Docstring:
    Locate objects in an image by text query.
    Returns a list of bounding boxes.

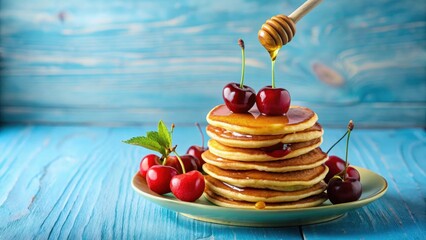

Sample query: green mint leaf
[158,120,172,149]
[148,130,167,149]
[123,136,163,153]
[147,131,161,143]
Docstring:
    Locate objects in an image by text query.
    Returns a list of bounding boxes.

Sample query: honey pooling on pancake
[207,105,318,136]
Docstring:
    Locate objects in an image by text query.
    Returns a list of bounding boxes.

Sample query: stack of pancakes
[202,104,329,209]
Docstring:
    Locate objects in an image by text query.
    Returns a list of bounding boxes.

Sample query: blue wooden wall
[1,0,425,127]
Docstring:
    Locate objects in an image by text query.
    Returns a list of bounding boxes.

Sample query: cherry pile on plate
[124,122,207,202]
[324,120,362,204]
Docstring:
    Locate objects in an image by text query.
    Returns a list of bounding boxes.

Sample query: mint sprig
[123,120,174,159]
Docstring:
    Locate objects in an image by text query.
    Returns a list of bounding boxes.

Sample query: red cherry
[325,155,361,183]
[223,83,256,113]
[170,170,205,202]
[186,123,208,169]
[165,155,199,174]
[347,166,361,181]
[256,86,291,115]
[146,165,178,195]
[187,146,207,168]
[139,154,161,177]
[324,155,346,183]
[327,177,362,204]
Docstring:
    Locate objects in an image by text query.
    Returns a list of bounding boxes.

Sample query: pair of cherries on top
[223,39,290,115]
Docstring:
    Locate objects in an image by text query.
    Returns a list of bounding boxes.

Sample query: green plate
[131,166,387,227]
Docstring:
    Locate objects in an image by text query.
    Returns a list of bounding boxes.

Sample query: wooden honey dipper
[258,0,323,60]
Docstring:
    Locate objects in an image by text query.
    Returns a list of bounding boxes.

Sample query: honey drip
[258,0,323,60]
[258,14,296,61]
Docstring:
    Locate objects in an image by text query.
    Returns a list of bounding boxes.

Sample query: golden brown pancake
[206,123,323,148]
[206,104,318,135]
[202,148,328,172]
[202,164,329,191]
[204,188,327,209]
[205,175,327,203]
[207,138,322,161]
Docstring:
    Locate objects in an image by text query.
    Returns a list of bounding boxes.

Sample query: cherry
[223,83,256,113]
[222,39,256,113]
[186,123,208,169]
[256,49,291,116]
[146,165,178,195]
[165,155,199,174]
[139,154,161,177]
[256,86,291,115]
[324,155,346,183]
[327,177,362,204]
[170,170,205,202]
[187,146,206,168]
[347,166,361,181]
[325,156,361,183]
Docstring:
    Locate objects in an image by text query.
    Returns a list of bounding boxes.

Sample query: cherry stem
[172,150,186,174]
[326,131,348,154]
[162,145,176,166]
[343,128,351,180]
[238,39,245,88]
[195,122,204,148]
[170,123,175,146]
[334,120,354,180]
[271,59,276,88]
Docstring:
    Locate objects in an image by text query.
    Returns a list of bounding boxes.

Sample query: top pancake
[206,104,318,135]
[206,123,323,148]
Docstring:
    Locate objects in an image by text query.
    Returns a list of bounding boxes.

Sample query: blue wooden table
[1,125,424,239]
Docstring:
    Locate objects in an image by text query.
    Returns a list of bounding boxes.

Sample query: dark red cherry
[325,155,361,183]
[346,166,361,181]
[139,154,161,177]
[186,123,208,169]
[170,170,205,202]
[256,86,290,115]
[327,177,362,204]
[165,154,199,174]
[146,165,178,195]
[324,155,346,183]
[187,146,207,169]
[223,83,256,113]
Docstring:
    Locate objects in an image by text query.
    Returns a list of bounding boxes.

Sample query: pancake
[205,175,327,203]
[202,164,328,191]
[206,123,323,148]
[202,148,328,172]
[208,138,322,162]
[206,104,318,135]
[204,188,327,209]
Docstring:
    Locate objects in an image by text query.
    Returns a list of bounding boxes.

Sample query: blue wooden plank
[0,0,425,126]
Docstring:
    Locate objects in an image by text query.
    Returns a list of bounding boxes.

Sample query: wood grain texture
[0,126,425,239]
[0,0,425,126]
